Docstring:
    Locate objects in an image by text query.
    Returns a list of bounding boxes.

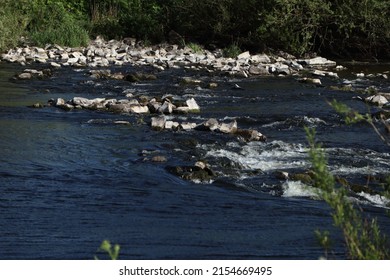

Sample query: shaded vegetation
[1,0,389,58]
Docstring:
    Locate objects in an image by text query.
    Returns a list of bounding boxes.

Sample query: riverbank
[2,37,390,115]
[1,37,338,79]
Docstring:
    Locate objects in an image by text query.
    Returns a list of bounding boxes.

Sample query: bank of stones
[2,36,339,79]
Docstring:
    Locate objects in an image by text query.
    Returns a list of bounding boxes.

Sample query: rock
[58,103,74,111]
[151,116,166,130]
[129,105,149,114]
[235,129,267,142]
[248,65,269,75]
[250,54,271,64]
[298,77,322,86]
[113,121,131,125]
[181,76,202,85]
[108,103,132,113]
[174,98,201,114]
[195,118,219,131]
[50,62,61,68]
[148,101,162,113]
[297,56,337,67]
[71,97,94,108]
[217,120,237,134]
[365,95,389,107]
[179,122,197,130]
[237,51,251,60]
[55,98,66,107]
[185,98,200,112]
[208,82,218,88]
[274,171,289,180]
[30,102,45,109]
[311,69,338,78]
[151,155,168,163]
[158,101,176,114]
[18,72,32,80]
[290,173,314,184]
[165,120,180,130]
[124,72,157,82]
[166,164,215,182]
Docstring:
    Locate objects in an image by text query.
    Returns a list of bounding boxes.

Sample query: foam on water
[261,116,327,129]
[281,181,320,198]
[204,140,309,172]
[357,192,390,208]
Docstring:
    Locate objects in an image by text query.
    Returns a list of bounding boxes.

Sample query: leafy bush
[27,0,89,47]
[0,1,29,52]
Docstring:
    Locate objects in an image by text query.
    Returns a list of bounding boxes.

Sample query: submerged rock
[235,129,267,142]
[167,162,215,182]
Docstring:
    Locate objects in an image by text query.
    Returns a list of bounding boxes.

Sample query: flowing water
[0,61,389,259]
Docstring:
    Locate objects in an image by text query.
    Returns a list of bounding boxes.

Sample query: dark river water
[0,61,389,259]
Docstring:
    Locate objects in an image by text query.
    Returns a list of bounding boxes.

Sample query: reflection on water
[0,62,389,259]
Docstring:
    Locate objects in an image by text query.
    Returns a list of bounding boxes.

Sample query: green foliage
[186,42,204,54]
[95,240,120,260]
[257,0,332,56]
[321,0,390,58]
[27,0,89,47]
[329,99,368,125]
[306,127,389,259]
[315,230,332,258]
[0,1,25,51]
[1,0,389,58]
[223,43,242,58]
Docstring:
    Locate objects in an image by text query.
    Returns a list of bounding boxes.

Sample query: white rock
[165,121,180,130]
[72,97,93,107]
[55,98,66,106]
[365,95,389,106]
[250,54,271,64]
[186,98,200,111]
[130,105,149,114]
[297,56,336,67]
[237,51,250,60]
[158,101,176,114]
[50,62,61,68]
[151,116,166,130]
[218,120,237,134]
[179,122,197,130]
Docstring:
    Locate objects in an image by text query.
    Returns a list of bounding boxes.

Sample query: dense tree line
[1,0,389,58]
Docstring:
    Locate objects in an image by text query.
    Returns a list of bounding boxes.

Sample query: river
[0,61,389,259]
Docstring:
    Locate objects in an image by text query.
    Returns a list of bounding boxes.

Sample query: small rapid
[1,61,389,259]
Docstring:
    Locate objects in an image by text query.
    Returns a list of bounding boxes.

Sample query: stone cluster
[2,36,338,78]
[44,96,200,115]
[151,116,266,142]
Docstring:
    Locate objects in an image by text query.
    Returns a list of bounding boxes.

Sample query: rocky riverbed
[2,37,390,186]
[1,38,390,259]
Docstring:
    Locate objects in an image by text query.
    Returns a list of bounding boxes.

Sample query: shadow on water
[0,62,389,259]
